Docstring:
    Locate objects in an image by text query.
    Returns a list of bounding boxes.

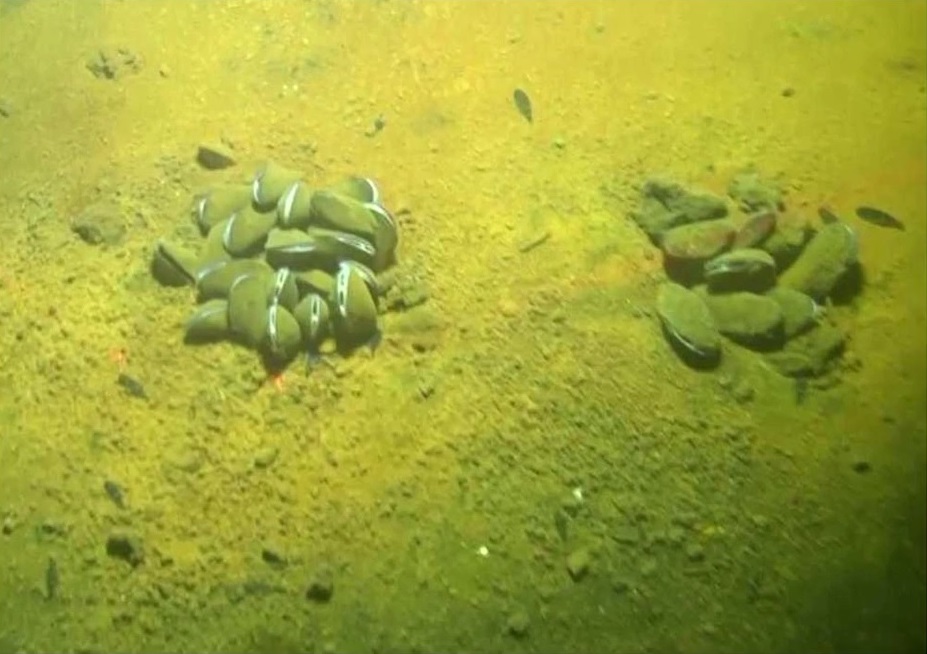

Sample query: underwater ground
[0,1,924,653]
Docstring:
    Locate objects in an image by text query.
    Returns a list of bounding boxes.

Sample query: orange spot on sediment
[109,347,129,370]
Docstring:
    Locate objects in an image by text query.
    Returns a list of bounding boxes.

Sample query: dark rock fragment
[196,144,236,170]
[305,566,334,602]
[106,532,145,567]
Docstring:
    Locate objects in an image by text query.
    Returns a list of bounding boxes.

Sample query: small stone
[253,447,279,469]
[611,575,632,595]
[612,525,640,545]
[732,381,755,404]
[685,543,705,562]
[498,299,519,318]
[505,609,530,638]
[306,566,334,602]
[196,143,236,170]
[639,557,658,577]
[566,548,590,581]
[106,532,145,567]
[1,516,16,535]
[261,546,286,567]
[417,379,436,400]
[170,449,204,474]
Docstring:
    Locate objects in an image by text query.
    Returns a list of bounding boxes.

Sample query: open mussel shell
[184,299,229,344]
[200,217,234,264]
[292,292,331,350]
[193,184,252,236]
[305,227,378,270]
[195,258,272,301]
[265,228,326,270]
[331,262,380,349]
[328,176,380,204]
[293,268,335,298]
[704,248,776,293]
[276,181,314,229]
[151,239,199,287]
[262,302,303,364]
[656,282,721,369]
[265,227,377,271]
[339,260,382,298]
[222,206,277,257]
[227,272,274,348]
[252,161,301,210]
[270,267,299,310]
[364,202,398,271]
[308,191,380,244]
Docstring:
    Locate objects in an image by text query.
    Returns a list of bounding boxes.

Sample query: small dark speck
[781,87,795,97]
[117,373,147,399]
[851,460,872,474]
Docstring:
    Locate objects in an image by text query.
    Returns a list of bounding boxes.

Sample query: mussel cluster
[632,174,857,375]
[150,161,399,368]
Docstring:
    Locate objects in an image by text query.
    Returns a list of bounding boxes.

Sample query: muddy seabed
[0,1,924,653]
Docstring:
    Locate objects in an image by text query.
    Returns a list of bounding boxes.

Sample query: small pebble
[611,576,632,595]
[505,609,530,638]
[196,143,236,170]
[306,566,334,602]
[105,532,145,567]
[261,546,287,567]
[639,557,658,577]
[685,543,706,562]
[566,548,590,581]
[253,447,279,469]
[2,516,16,535]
